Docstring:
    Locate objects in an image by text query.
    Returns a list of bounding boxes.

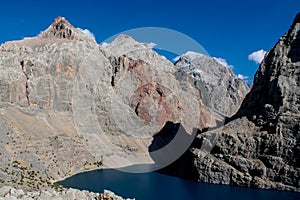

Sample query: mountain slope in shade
[176,12,300,192]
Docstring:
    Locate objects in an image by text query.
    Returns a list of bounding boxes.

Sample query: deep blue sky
[0,0,299,82]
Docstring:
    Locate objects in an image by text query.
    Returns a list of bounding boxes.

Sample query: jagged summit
[38,16,95,42]
[38,16,75,39]
[233,12,300,133]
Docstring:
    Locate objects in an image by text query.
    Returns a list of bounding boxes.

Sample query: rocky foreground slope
[0,186,132,200]
[173,13,300,192]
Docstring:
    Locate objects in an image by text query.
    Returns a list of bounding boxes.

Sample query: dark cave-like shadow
[148,121,181,152]
[117,121,203,174]
[151,123,203,180]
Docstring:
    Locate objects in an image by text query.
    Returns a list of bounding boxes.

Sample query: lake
[58,169,300,200]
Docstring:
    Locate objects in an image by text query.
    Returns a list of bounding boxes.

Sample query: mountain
[0,14,299,193]
[175,51,249,118]
[175,13,300,192]
[0,16,216,190]
[0,16,108,190]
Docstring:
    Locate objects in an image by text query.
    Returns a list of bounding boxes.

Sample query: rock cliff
[176,13,300,192]
[175,51,249,118]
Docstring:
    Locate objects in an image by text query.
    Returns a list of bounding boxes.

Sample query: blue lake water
[58,169,300,200]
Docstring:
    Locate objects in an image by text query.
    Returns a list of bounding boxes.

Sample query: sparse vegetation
[0,159,62,190]
[93,156,103,167]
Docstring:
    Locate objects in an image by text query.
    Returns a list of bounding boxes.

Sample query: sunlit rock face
[175,51,250,118]
[0,16,218,190]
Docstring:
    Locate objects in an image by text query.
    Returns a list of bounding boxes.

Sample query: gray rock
[175,51,249,118]
[0,186,133,200]
[178,12,300,192]
[0,187,12,197]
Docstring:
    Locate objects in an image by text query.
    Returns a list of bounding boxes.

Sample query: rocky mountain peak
[38,16,75,39]
[53,16,72,27]
[179,51,206,62]
[102,34,173,68]
[233,12,300,136]
[175,51,249,118]
[111,34,139,45]
[102,34,147,57]
[38,16,95,42]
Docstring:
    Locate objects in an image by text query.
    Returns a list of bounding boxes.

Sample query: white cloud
[145,42,157,49]
[237,74,249,81]
[248,49,267,64]
[76,28,95,40]
[213,57,234,69]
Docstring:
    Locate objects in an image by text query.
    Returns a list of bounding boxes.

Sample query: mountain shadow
[148,121,208,180]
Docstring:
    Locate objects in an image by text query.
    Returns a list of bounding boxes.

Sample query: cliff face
[178,13,300,192]
[234,13,300,137]
[175,51,249,118]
